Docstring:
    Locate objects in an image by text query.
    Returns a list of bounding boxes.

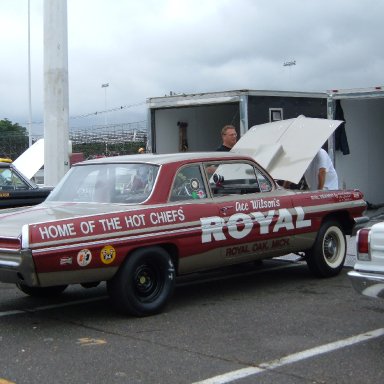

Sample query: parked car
[0,160,53,208]
[0,152,367,316]
[348,223,384,299]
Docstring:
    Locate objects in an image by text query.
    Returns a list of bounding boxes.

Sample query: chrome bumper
[352,215,370,235]
[0,248,39,286]
[348,270,384,299]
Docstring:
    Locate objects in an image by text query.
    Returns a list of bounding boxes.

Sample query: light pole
[101,83,109,126]
[27,0,32,147]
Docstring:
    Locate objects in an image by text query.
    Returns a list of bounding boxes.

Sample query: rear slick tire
[107,246,175,317]
[306,220,346,278]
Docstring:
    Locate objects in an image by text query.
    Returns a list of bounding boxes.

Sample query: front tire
[107,246,176,317]
[306,220,346,277]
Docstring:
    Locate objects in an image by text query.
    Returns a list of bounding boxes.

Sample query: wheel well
[158,243,179,271]
[321,210,354,235]
[124,243,179,274]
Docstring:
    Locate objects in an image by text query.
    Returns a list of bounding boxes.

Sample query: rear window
[47,163,159,204]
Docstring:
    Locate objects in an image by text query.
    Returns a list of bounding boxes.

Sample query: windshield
[47,163,159,204]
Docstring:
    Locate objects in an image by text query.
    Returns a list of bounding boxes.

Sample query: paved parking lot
[0,246,383,384]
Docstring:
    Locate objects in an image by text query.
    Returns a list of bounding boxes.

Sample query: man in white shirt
[304,148,339,190]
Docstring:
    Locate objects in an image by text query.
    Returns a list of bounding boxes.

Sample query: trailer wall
[248,96,327,126]
[335,98,384,203]
[152,103,239,153]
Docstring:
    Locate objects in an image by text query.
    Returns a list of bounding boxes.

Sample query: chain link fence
[0,121,148,160]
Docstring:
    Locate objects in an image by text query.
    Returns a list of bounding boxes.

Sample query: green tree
[0,118,28,136]
[0,119,28,159]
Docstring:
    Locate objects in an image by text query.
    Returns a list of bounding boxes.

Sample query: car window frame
[169,164,208,202]
[202,160,275,198]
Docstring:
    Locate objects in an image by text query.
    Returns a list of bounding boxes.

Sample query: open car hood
[13,138,44,180]
[232,115,343,184]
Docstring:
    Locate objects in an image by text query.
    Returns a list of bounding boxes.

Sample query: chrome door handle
[220,206,234,214]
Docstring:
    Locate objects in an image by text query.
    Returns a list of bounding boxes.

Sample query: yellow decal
[100,245,116,264]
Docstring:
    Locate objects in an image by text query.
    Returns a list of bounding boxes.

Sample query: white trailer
[147,86,384,204]
[327,86,384,204]
[147,89,327,153]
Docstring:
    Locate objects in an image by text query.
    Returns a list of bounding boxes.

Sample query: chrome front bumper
[348,270,384,299]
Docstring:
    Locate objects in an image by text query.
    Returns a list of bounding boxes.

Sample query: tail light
[356,228,371,261]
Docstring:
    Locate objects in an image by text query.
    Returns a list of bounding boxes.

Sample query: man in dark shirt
[216,125,238,151]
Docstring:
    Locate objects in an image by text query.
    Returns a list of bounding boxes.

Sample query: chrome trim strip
[22,224,29,248]
[0,260,19,267]
[0,248,20,253]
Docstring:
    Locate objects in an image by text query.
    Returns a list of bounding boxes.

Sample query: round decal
[190,178,199,190]
[100,245,116,264]
[77,249,92,267]
[197,190,206,198]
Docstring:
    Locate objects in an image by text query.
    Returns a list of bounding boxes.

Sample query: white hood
[232,115,343,184]
[13,138,45,179]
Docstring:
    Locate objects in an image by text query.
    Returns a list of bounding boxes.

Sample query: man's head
[221,125,237,149]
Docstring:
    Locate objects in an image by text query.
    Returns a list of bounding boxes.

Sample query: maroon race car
[0,152,367,316]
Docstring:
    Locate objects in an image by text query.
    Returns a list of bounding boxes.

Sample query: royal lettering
[201,207,311,243]
[227,213,253,239]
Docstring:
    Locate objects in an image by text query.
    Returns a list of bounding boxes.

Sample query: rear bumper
[352,215,370,235]
[348,270,384,299]
[0,248,39,286]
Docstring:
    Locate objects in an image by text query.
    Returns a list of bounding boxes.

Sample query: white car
[348,222,384,299]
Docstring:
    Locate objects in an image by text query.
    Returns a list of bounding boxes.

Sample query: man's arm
[317,167,326,189]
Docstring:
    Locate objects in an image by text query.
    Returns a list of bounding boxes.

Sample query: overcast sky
[1,0,383,134]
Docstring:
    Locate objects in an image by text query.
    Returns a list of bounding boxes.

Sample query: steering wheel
[176,182,193,197]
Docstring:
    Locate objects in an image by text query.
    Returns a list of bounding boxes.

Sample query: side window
[207,162,261,196]
[0,169,29,190]
[170,165,207,202]
[255,168,273,192]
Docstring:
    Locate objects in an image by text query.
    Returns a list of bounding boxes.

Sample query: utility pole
[27,0,32,147]
[44,0,70,186]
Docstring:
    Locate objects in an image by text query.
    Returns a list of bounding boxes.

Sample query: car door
[168,164,224,274]
[204,160,297,264]
[0,167,49,208]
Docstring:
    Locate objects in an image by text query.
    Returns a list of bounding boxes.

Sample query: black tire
[305,220,346,277]
[16,283,68,297]
[107,246,176,317]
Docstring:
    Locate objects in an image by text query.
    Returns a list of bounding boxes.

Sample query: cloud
[0,0,383,132]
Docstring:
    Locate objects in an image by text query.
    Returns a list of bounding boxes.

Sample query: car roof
[77,152,255,166]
